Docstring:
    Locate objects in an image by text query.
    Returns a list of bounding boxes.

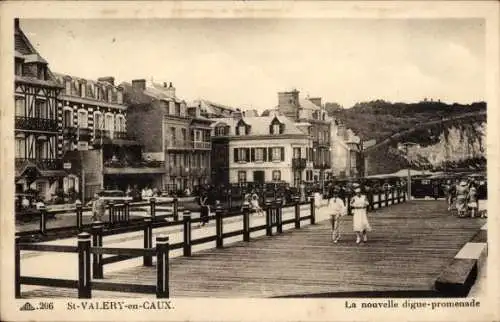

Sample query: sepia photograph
[1,1,499,321]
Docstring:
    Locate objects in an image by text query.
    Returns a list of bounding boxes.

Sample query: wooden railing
[15,191,408,298]
[15,233,169,298]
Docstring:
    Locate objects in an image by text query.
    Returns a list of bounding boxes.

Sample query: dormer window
[65,80,72,95]
[215,125,229,137]
[269,117,285,135]
[235,119,250,135]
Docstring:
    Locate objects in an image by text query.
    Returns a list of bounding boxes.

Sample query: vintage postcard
[1,1,499,321]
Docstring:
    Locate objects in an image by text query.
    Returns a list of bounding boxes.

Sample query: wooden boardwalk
[22,201,486,298]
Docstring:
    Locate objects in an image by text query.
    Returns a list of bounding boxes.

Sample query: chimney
[132,79,146,91]
[166,82,175,97]
[14,18,20,29]
[98,76,115,86]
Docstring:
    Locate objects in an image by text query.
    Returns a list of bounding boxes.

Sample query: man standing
[329,190,347,243]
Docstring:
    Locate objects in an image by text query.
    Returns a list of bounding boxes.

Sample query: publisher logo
[19,302,36,311]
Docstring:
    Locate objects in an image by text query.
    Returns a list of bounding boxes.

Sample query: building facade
[276,90,331,184]
[211,113,313,187]
[122,80,212,192]
[14,19,65,201]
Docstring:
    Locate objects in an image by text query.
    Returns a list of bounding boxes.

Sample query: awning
[40,170,67,177]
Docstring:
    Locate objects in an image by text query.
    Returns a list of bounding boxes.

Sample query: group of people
[445,179,483,218]
[327,185,371,244]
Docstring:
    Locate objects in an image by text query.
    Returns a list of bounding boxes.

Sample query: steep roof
[14,20,60,88]
[299,98,321,110]
[190,99,236,116]
[211,115,307,136]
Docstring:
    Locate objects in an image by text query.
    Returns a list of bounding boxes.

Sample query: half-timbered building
[14,19,65,201]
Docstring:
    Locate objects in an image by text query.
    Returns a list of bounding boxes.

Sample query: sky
[20,18,485,111]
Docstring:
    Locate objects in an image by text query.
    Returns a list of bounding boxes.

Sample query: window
[272,170,281,181]
[78,110,88,128]
[94,112,103,129]
[37,65,46,80]
[170,127,176,141]
[65,80,71,95]
[215,126,228,136]
[194,130,201,142]
[181,128,187,142]
[15,61,23,76]
[254,148,264,162]
[238,125,246,135]
[35,100,48,119]
[238,171,247,183]
[117,91,123,104]
[272,123,280,134]
[293,147,301,158]
[35,140,48,159]
[115,115,125,132]
[63,108,73,127]
[234,148,249,163]
[15,97,25,117]
[105,114,114,131]
[176,104,181,116]
[270,147,284,162]
[15,137,25,158]
[80,83,86,97]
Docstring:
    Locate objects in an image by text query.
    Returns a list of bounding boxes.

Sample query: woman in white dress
[350,187,371,244]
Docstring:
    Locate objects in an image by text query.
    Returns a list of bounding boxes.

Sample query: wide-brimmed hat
[354,187,361,192]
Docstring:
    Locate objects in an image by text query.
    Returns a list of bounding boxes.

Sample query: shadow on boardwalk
[23,201,485,298]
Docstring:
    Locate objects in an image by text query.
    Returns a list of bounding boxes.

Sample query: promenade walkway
[20,200,486,298]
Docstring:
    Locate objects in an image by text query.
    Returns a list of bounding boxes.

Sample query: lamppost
[398,142,417,200]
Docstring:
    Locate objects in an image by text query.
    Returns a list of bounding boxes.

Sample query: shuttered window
[269,147,285,162]
[234,148,250,162]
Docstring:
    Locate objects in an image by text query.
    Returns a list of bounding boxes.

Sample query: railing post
[76,203,83,231]
[294,196,301,229]
[108,202,115,226]
[77,232,92,299]
[143,218,153,266]
[276,198,283,233]
[228,189,232,210]
[150,198,156,220]
[173,197,179,221]
[309,195,316,225]
[91,221,104,279]
[215,206,223,248]
[385,189,389,207]
[39,206,47,235]
[15,237,20,298]
[265,201,273,236]
[124,200,130,222]
[156,235,169,299]
[183,210,192,257]
[242,203,250,242]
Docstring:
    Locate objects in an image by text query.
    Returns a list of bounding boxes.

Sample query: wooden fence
[15,189,407,298]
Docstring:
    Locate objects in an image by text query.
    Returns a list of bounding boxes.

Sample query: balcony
[191,167,210,177]
[15,116,58,132]
[94,129,111,140]
[15,158,63,171]
[292,158,307,169]
[62,126,77,139]
[166,140,212,150]
[166,140,191,150]
[62,127,91,141]
[192,141,211,150]
[313,162,331,169]
[313,139,330,148]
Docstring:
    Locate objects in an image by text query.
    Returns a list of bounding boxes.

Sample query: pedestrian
[91,192,106,222]
[199,192,209,226]
[467,184,479,218]
[350,187,371,244]
[329,190,347,243]
[250,191,264,216]
[299,181,306,203]
[455,180,469,218]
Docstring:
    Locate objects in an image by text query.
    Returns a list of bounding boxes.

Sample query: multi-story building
[276,90,331,184]
[122,80,212,192]
[14,18,65,201]
[210,111,313,187]
[52,74,164,199]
